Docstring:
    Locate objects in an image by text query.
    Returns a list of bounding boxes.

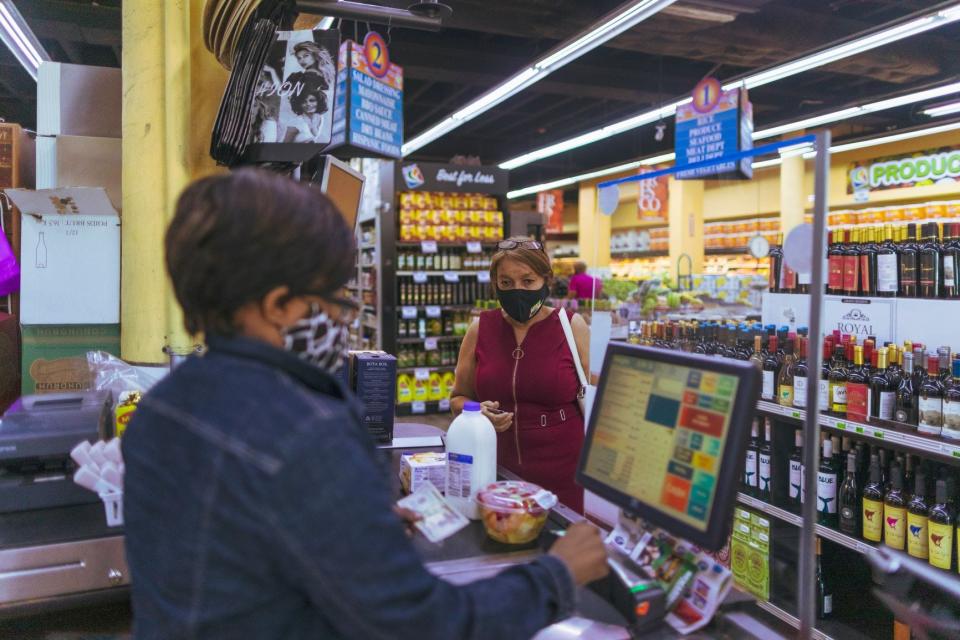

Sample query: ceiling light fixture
[498,2,960,170]
[508,121,960,198]
[315,16,336,29]
[661,5,737,23]
[923,100,960,117]
[0,0,49,81]
[401,0,679,156]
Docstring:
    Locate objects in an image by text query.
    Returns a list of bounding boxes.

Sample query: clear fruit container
[476,481,557,544]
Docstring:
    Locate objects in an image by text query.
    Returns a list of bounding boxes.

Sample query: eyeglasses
[497,239,543,251]
[304,295,361,325]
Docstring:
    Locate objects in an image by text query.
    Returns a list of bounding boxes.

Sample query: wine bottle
[758,419,773,502]
[907,471,930,560]
[789,429,803,512]
[793,336,809,409]
[769,236,783,293]
[744,419,760,496]
[899,223,920,298]
[918,222,943,299]
[938,346,952,384]
[839,451,860,536]
[828,342,848,417]
[870,347,896,421]
[749,334,763,370]
[862,454,884,542]
[818,438,839,528]
[928,479,955,571]
[919,355,945,436]
[761,335,780,401]
[816,537,833,619]
[884,464,908,550]
[876,224,899,297]
[895,351,918,427]
[860,226,879,296]
[943,359,960,441]
[843,228,861,296]
[827,230,844,295]
[846,345,869,422]
[944,222,960,299]
[778,337,796,407]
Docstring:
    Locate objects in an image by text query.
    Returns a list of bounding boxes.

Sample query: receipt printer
[0,391,112,512]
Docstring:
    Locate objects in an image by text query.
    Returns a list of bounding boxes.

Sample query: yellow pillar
[780,154,806,234]
[121,1,228,363]
[577,183,611,268]
[668,177,704,277]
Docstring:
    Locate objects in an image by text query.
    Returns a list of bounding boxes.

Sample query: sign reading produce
[847,146,960,194]
[675,77,753,180]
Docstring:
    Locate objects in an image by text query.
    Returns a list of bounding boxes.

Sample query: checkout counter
[0,343,794,638]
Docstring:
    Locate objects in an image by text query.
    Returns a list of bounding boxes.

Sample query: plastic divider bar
[755,600,835,640]
[755,401,960,460]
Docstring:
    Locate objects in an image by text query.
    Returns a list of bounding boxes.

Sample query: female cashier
[451,238,591,512]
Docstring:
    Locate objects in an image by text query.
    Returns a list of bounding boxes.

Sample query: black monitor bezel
[575,342,761,551]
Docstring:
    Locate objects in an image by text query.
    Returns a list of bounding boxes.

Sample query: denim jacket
[122,335,575,639]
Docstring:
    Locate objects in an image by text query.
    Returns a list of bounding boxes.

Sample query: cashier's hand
[393,506,423,537]
[480,401,513,432]
[549,522,609,586]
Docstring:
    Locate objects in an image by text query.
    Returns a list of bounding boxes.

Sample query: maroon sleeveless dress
[474,308,585,513]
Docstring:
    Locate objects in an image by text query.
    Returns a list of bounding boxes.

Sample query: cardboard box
[399,452,446,495]
[0,313,20,412]
[38,63,121,139]
[36,135,121,210]
[6,187,120,325]
[349,351,397,444]
[21,324,120,394]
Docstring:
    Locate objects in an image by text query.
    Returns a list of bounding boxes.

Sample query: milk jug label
[446,453,474,499]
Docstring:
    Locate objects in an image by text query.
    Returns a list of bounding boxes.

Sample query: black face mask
[497,285,550,324]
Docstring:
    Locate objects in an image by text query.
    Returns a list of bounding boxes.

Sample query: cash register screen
[577,343,760,549]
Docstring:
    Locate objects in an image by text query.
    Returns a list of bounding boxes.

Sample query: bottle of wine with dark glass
[895,351,919,428]
[928,480,955,572]
[846,345,870,422]
[816,537,833,619]
[762,336,780,401]
[944,222,960,299]
[870,347,896,422]
[789,429,803,512]
[918,222,943,299]
[900,223,920,298]
[860,226,879,296]
[919,355,945,437]
[758,419,773,503]
[843,228,862,297]
[827,230,844,295]
[884,464,908,550]
[818,438,839,528]
[793,336,809,410]
[876,224,899,297]
[744,419,760,496]
[907,471,930,561]
[839,451,860,537]
[943,359,960,442]
[862,454,884,543]
[828,342,848,417]
[778,337,796,407]
[768,235,783,293]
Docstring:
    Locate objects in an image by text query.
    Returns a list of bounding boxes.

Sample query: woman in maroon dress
[451,238,591,512]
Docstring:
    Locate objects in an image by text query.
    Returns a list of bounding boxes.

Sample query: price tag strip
[477,271,491,283]
[443,272,460,283]
[424,337,439,351]
[425,306,442,318]
[413,272,428,284]
[401,306,418,319]
[466,241,482,254]
[421,241,438,254]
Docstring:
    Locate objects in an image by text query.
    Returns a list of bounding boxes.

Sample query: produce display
[476,481,557,544]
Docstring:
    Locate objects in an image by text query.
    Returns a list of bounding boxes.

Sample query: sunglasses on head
[498,239,543,251]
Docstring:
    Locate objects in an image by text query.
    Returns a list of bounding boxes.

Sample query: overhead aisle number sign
[675,77,753,180]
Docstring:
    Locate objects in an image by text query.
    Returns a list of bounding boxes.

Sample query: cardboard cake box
[21,324,120,395]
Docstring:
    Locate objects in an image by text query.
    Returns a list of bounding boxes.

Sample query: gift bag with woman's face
[250,29,339,147]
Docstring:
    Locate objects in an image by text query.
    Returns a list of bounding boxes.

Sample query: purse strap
[557,308,588,394]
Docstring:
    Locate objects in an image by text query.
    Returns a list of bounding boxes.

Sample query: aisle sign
[537,190,565,233]
[847,145,960,195]
[329,33,404,158]
[637,167,668,222]
[675,78,753,180]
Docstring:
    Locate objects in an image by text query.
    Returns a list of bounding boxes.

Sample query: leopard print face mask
[282,304,349,375]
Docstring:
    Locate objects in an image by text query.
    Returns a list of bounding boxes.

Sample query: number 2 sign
[363,32,390,78]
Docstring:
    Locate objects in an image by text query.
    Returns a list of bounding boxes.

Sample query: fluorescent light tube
[0,0,48,80]
[498,3,960,170]
[924,101,960,117]
[661,5,736,23]
[401,0,678,156]
[823,121,960,155]
[316,16,335,29]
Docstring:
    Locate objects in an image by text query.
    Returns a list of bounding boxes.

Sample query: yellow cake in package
[396,374,413,404]
[400,452,447,495]
[428,372,444,401]
[413,378,429,402]
[441,372,456,399]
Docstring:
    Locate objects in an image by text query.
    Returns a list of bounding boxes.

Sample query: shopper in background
[451,238,591,512]
[122,172,607,640]
[567,260,603,300]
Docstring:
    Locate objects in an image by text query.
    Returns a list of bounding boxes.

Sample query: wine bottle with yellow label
[907,472,929,560]
[929,480,955,571]
[862,454,884,543]
[883,464,907,550]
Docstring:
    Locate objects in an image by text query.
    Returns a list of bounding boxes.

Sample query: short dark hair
[290,88,327,116]
[165,169,355,336]
[573,261,587,274]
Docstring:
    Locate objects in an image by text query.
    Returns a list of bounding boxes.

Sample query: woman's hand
[480,401,514,432]
[393,506,423,538]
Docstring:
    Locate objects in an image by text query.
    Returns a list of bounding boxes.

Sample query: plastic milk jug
[445,401,497,519]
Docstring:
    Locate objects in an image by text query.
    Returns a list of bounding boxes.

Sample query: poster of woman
[250,29,339,146]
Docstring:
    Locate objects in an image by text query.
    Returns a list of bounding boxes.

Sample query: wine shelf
[754,600,835,640]
[754,400,960,462]
[736,493,877,556]
[396,270,487,277]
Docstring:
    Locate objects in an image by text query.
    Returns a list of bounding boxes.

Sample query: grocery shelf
[609,250,668,259]
[397,366,456,374]
[754,400,960,462]
[396,336,465,345]
[396,399,452,417]
[396,242,499,248]
[398,304,476,312]
[736,493,877,556]
[396,270,487,277]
